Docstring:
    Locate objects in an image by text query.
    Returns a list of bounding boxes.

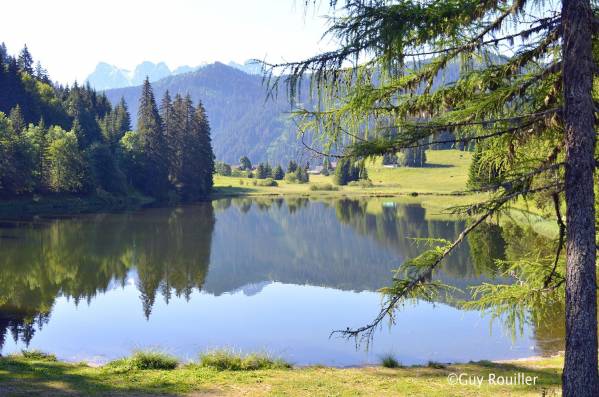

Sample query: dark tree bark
[562,0,599,396]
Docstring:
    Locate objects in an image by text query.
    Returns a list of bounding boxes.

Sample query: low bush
[255,178,278,187]
[427,361,447,369]
[199,350,291,371]
[380,354,401,368]
[107,350,179,371]
[347,179,374,188]
[284,173,298,183]
[20,350,57,361]
[309,183,338,191]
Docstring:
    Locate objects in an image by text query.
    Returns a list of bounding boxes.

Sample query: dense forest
[0,44,214,202]
[104,62,311,165]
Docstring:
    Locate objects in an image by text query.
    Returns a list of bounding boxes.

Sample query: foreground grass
[0,352,563,396]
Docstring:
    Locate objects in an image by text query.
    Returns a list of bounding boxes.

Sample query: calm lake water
[0,198,563,366]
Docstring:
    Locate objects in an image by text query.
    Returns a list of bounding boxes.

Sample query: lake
[0,197,563,366]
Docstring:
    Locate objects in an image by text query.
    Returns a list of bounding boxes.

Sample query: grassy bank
[0,351,563,396]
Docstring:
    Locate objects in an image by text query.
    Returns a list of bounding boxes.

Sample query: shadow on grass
[371,360,562,391]
[0,358,219,396]
[422,163,454,169]
[211,186,264,197]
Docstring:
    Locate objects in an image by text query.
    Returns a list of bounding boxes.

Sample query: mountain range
[100,62,305,165]
[93,59,461,165]
[86,60,263,91]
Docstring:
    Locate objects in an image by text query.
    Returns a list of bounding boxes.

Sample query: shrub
[309,183,338,191]
[215,161,232,176]
[348,179,374,188]
[380,354,401,368]
[256,178,278,187]
[231,169,245,178]
[284,172,298,183]
[199,350,291,371]
[20,350,57,361]
[107,350,179,371]
[427,361,447,369]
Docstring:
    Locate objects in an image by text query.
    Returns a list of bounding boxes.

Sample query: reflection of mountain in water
[0,198,554,353]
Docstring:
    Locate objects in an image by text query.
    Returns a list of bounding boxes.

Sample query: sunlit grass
[106,350,179,371]
[198,349,291,371]
[214,150,472,198]
[0,353,564,396]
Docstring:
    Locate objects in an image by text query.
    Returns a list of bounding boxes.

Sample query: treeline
[216,157,310,184]
[0,44,213,201]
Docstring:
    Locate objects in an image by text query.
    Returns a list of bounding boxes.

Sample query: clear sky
[0,0,334,84]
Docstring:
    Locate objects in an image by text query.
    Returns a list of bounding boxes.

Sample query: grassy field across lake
[0,353,563,396]
[213,150,474,198]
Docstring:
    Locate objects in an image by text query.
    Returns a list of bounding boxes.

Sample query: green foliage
[255,178,278,187]
[382,153,398,166]
[215,161,232,176]
[467,142,507,190]
[271,165,284,180]
[239,156,252,171]
[380,354,401,369]
[348,179,374,188]
[270,0,587,350]
[199,350,291,371]
[397,147,427,168]
[108,351,179,371]
[0,45,212,202]
[20,350,57,362]
[334,159,367,186]
[46,126,90,193]
[86,143,126,194]
[289,166,309,184]
[287,160,297,173]
[284,172,298,183]
[255,163,269,179]
[309,183,338,191]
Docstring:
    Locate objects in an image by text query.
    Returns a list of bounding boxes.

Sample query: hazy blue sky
[0,0,334,84]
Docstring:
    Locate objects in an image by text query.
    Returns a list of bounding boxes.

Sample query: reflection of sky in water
[3,279,536,366]
[0,199,548,365]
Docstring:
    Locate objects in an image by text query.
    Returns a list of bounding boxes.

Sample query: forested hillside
[105,62,304,165]
[0,44,213,202]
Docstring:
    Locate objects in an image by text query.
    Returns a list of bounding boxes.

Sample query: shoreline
[0,351,564,396]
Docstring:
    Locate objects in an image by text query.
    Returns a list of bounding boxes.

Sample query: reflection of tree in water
[0,198,568,356]
[333,199,477,280]
[0,204,215,351]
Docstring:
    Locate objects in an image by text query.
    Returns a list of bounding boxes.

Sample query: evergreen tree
[186,100,214,199]
[276,1,599,394]
[256,163,267,179]
[8,105,25,134]
[272,165,284,180]
[397,146,426,167]
[24,120,49,192]
[114,97,131,138]
[287,160,298,173]
[382,152,398,166]
[334,158,351,186]
[17,45,33,75]
[239,156,252,171]
[137,78,169,198]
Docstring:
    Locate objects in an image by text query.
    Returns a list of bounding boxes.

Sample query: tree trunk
[562,0,598,396]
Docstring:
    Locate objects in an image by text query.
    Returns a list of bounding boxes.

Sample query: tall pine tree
[137,78,169,198]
